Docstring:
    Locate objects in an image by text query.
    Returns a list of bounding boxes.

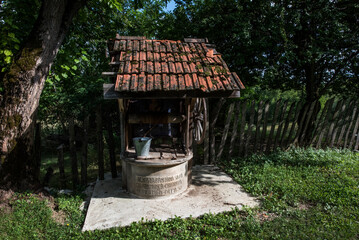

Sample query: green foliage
[0,193,61,239]
[38,0,167,126]
[158,0,359,99]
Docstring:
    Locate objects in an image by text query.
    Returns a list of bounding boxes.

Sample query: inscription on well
[135,173,184,196]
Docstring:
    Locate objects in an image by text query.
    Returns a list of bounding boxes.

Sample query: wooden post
[185,99,191,154]
[216,103,235,161]
[266,100,282,152]
[57,144,66,189]
[280,102,296,148]
[238,100,247,156]
[348,114,359,149]
[326,99,344,145]
[81,115,89,186]
[310,99,333,146]
[210,98,226,163]
[274,100,288,149]
[260,101,270,151]
[228,102,241,159]
[69,117,79,188]
[34,122,41,179]
[336,101,355,148]
[107,116,118,178]
[96,105,104,180]
[293,103,309,146]
[286,102,302,147]
[244,101,255,156]
[344,106,358,148]
[330,101,348,147]
[299,101,318,145]
[316,99,335,148]
[203,99,210,164]
[118,99,126,155]
[254,101,264,152]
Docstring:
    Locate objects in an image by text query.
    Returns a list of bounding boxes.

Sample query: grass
[1,148,358,239]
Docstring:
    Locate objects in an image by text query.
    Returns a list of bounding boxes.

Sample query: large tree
[0,0,87,185]
[158,0,359,100]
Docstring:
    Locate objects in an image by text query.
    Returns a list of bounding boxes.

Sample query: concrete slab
[82,165,258,231]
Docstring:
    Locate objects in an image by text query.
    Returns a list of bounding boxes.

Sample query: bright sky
[164,0,176,12]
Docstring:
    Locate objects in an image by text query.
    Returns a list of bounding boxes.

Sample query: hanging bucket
[133,137,152,157]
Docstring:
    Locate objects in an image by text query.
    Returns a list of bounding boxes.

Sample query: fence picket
[326,100,344,145]
[316,99,335,148]
[286,102,302,147]
[254,101,264,152]
[274,100,288,149]
[244,101,256,156]
[217,103,235,161]
[348,114,359,149]
[280,102,296,148]
[210,98,226,163]
[336,101,354,148]
[228,102,241,159]
[266,100,282,152]
[344,106,358,148]
[310,98,333,146]
[261,101,270,151]
[299,101,318,145]
[96,105,104,180]
[331,100,349,147]
[238,100,247,156]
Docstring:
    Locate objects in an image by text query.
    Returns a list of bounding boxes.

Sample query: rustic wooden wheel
[192,98,207,144]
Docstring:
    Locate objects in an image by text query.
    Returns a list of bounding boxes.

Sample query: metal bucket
[133,137,152,157]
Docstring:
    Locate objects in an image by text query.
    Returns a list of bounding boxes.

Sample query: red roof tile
[106,36,244,96]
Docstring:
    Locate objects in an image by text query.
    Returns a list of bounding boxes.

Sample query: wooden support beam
[128,114,186,124]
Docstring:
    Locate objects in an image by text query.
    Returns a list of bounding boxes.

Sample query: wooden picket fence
[203,98,359,163]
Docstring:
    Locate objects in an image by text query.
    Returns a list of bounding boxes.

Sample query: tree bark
[0,0,86,185]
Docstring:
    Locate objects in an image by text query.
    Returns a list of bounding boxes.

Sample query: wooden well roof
[103,35,244,99]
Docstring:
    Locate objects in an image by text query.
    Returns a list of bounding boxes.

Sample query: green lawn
[1,148,358,239]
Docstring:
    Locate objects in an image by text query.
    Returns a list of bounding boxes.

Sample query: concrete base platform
[82,165,258,231]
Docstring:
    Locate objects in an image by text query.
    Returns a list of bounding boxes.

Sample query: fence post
[336,101,355,148]
[96,105,104,180]
[316,99,335,148]
[203,99,210,164]
[238,100,247,156]
[57,144,66,189]
[311,98,333,146]
[274,100,288,149]
[260,101,270,151]
[34,122,41,180]
[344,105,358,148]
[210,98,226,163]
[348,114,359,149]
[244,101,256,156]
[106,115,118,178]
[69,117,79,188]
[299,100,318,145]
[280,102,296,148]
[228,102,241,160]
[81,115,89,186]
[216,103,235,161]
[266,99,282,152]
[253,101,264,152]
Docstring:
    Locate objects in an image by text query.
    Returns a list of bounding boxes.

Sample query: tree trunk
[0,0,86,185]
